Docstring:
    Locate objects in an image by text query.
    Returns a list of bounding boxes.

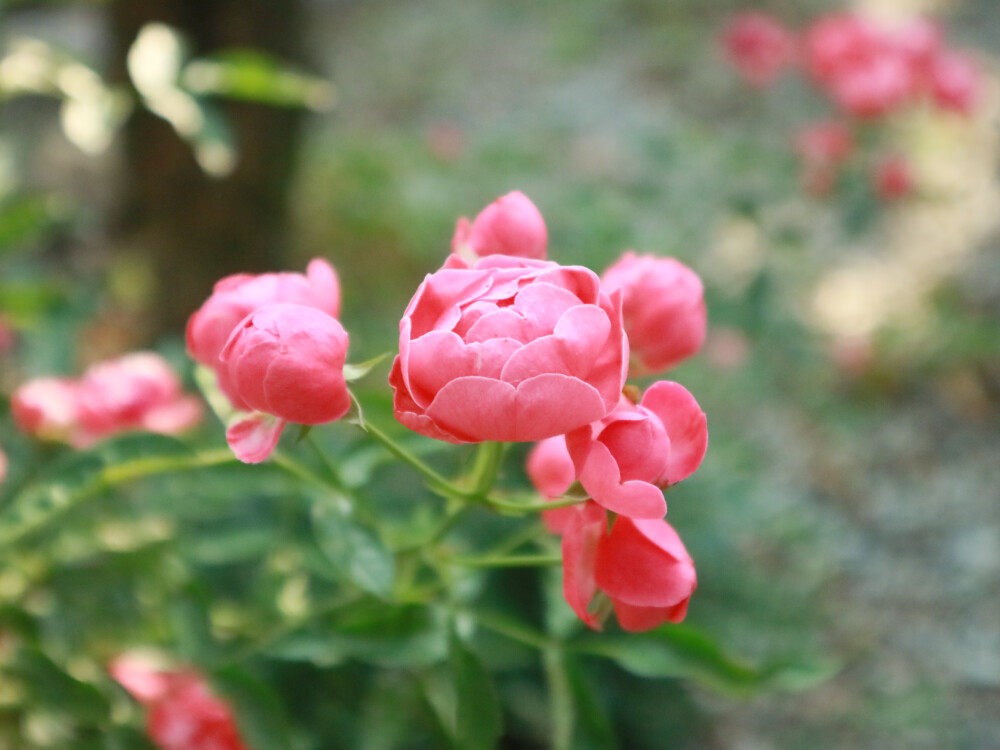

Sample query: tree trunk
[108,0,307,339]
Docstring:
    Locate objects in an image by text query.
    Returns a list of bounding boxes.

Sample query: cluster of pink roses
[722,11,982,199]
[11,352,203,448]
[110,654,248,750]
[392,192,708,632]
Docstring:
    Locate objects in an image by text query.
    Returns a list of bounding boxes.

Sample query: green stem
[304,433,348,492]
[356,418,464,499]
[465,609,554,651]
[479,493,587,515]
[466,441,505,498]
[0,449,237,548]
[543,647,575,750]
[446,553,563,568]
[270,451,335,493]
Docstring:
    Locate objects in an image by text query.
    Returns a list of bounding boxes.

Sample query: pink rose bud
[11,377,82,443]
[110,655,248,750]
[600,252,706,375]
[186,259,341,410]
[927,50,980,115]
[75,352,203,446]
[565,381,707,520]
[562,501,696,632]
[721,12,797,88]
[221,303,350,425]
[391,255,628,443]
[526,436,577,534]
[873,155,914,201]
[451,191,548,262]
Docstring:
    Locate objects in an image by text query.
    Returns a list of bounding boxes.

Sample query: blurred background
[1,0,998,748]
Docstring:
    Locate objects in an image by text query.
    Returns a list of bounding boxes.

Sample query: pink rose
[110,655,248,750]
[927,50,980,115]
[600,252,706,376]
[562,501,696,632]
[565,382,707,519]
[219,303,351,463]
[803,13,879,86]
[186,258,340,410]
[391,256,628,443]
[526,436,577,534]
[451,191,547,262]
[721,12,797,88]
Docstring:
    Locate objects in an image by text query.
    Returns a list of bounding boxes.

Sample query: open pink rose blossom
[565,381,707,519]
[391,255,628,443]
[451,191,547,263]
[526,436,577,534]
[562,501,696,632]
[186,258,340,410]
[110,655,248,750]
[12,353,202,448]
[600,252,706,376]
[219,303,351,463]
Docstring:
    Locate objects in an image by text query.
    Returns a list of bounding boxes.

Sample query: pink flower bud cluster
[11,352,203,448]
[722,11,983,201]
[390,192,708,632]
[186,259,349,463]
[109,654,249,750]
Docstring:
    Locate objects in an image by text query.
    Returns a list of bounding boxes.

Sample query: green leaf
[268,601,448,668]
[211,666,295,750]
[311,493,394,597]
[102,727,158,750]
[450,631,503,750]
[182,49,336,111]
[571,623,838,697]
[342,352,391,382]
[0,194,65,252]
[169,584,217,663]
[563,655,619,750]
[8,648,109,723]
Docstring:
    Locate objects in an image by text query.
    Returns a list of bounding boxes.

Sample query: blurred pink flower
[873,155,914,201]
[927,50,981,115]
[600,252,706,376]
[722,11,797,87]
[11,353,201,448]
[794,120,854,195]
[110,655,249,750]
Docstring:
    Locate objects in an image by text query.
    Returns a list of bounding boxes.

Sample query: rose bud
[600,252,706,375]
[562,501,696,632]
[526,436,577,534]
[451,191,548,262]
[391,255,628,443]
[186,258,341,410]
[220,303,350,426]
[565,381,707,519]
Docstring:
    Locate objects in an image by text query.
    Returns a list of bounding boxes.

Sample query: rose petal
[500,305,612,385]
[641,381,708,484]
[561,501,607,629]
[610,598,689,631]
[576,439,667,519]
[225,413,286,464]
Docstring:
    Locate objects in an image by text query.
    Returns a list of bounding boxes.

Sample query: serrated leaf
[571,623,838,697]
[311,493,394,597]
[450,631,502,750]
